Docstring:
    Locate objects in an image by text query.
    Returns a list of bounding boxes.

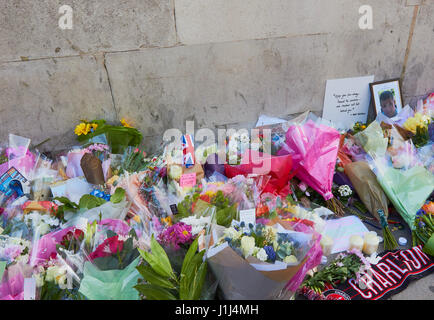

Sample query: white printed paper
[239,208,256,229]
[322,75,375,130]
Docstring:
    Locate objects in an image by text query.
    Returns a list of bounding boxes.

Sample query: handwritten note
[180,172,197,188]
[322,75,374,130]
[239,208,256,232]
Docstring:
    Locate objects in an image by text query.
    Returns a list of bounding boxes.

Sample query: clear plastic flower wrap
[368,128,434,230]
[276,112,344,215]
[206,218,321,299]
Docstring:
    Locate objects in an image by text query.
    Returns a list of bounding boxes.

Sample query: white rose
[256,248,268,262]
[240,236,256,258]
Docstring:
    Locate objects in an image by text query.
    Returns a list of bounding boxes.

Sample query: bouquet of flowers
[413,202,434,256]
[277,115,344,215]
[403,113,432,148]
[206,219,317,299]
[369,137,434,230]
[74,119,142,155]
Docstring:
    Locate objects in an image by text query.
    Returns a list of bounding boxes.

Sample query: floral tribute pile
[0,93,432,300]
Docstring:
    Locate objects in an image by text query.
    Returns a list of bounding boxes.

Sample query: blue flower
[240,221,245,228]
[264,245,276,262]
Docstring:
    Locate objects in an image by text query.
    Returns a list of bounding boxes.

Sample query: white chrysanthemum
[338,185,352,197]
[256,248,268,262]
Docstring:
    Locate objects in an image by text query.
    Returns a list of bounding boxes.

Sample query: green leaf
[79,194,106,210]
[189,261,207,300]
[111,187,126,204]
[136,264,176,290]
[149,235,175,279]
[179,250,205,299]
[138,237,175,279]
[138,249,168,278]
[134,284,177,300]
[181,237,199,276]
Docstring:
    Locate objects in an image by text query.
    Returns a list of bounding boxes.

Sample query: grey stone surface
[0,54,115,150]
[402,2,434,103]
[175,0,412,45]
[105,7,413,151]
[0,0,177,62]
[390,273,434,300]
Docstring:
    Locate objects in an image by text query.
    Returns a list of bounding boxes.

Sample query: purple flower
[264,245,276,262]
[158,222,193,250]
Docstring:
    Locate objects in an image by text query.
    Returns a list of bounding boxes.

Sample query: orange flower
[422,202,434,214]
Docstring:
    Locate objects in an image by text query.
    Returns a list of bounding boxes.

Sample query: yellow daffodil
[120,118,133,128]
[74,122,90,136]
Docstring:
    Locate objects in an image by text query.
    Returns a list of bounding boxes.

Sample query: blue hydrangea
[264,245,276,262]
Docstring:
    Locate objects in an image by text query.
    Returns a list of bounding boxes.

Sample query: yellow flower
[120,118,133,128]
[74,123,90,136]
[91,123,98,131]
[162,216,172,226]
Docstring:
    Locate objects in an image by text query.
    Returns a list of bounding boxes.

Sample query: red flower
[89,236,124,260]
[199,194,211,203]
[60,228,85,247]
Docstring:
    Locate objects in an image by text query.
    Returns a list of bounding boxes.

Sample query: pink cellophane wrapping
[277,119,340,201]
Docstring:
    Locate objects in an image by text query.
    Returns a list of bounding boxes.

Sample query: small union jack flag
[181,134,195,168]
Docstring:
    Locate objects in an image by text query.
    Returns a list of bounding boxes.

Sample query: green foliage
[276,242,294,260]
[76,119,143,154]
[54,189,124,222]
[412,125,430,148]
[302,253,363,291]
[110,187,126,204]
[79,194,107,210]
[134,236,208,300]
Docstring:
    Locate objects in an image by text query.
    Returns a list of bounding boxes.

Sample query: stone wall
[0,0,432,152]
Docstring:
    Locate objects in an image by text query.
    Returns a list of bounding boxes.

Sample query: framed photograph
[369,78,404,119]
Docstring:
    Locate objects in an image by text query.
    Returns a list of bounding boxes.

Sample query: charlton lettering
[413,246,429,265]
[349,278,373,299]
[385,258,409,275]
[375,262,400,284]
[400,250,421,269]
[371,268,393,289]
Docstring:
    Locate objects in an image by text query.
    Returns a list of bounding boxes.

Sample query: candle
[349,235,364,251]
[363,232,380,255]
[320,235,333,256]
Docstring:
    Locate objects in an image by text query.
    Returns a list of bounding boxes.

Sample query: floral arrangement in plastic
[176,189,238,228]
[74,119,142,154]
[299,248,372,299]
[216,221,300,264]
[403,113,432,148]
[157,222,194,250]
[413,201,434,256]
